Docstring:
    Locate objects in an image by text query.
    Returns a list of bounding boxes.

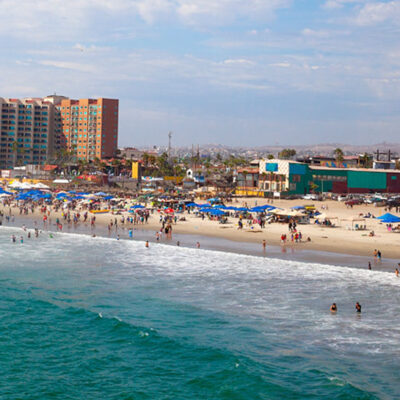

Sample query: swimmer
[395,268,399,277]
[355,302,362,313]
[330,303,337,312]
[117,235,120,240]
[262,239,266,250]
[196,242,200,249]
[177,241,180,246]
[145,241,149,248]
[20,236,23,244]
[368,262,371,270]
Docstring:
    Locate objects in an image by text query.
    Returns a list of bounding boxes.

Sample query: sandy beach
[2,198,399,261]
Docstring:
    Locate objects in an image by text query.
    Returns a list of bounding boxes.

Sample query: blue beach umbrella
[210,209,225,216]
[376,213,400,223]
[131,204,145,209]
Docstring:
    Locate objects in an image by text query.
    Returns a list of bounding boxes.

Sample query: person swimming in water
[330,303,337,312]
[355,302,362,313]
[395,268,399,277]
[145,241,149,248]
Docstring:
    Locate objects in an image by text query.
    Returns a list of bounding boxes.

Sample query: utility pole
[168,131,172,163]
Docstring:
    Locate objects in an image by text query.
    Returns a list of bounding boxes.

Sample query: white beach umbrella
[8,181,23,188]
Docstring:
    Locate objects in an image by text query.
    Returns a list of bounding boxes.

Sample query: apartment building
[57,98,118,161]
[0,97,58,169]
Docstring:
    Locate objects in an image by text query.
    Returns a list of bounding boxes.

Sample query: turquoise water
[1,228,399,399]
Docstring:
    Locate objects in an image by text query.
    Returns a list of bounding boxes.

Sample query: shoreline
[3,212,399,272]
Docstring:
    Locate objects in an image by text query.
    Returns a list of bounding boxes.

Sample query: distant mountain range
[143,142,400,158]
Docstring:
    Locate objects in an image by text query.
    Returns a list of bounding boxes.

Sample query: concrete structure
[57,98,118,161]
[0,97,58,169]
[118,147,149,160]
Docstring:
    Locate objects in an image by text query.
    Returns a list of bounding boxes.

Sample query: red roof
[43,165,58,171]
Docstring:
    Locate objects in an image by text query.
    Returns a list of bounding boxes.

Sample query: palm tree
[334,148,344,163]
[11,140,18,167]
[111,159,122,176]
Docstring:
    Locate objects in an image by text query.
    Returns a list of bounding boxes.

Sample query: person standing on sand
[377,250,382,262]
[262,240,266,251]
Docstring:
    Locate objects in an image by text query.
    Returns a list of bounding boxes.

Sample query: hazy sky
[0,0,399,147]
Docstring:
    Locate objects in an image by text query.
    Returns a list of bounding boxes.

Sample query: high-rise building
[0,97,58,169]
[57,98,119,161]
[0,96,119,169]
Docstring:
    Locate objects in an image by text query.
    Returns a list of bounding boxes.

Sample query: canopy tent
[209,209,225,216]
[8,181,34,189]
[250,205,276,212]
[32,182,50,189]
[340,217,363,229]
[199,208,225,216]
[291,205,305,210]
[376,213,400,223]
[53,179,70,184]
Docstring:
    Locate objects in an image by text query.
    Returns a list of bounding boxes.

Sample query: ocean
[0,227,399,399]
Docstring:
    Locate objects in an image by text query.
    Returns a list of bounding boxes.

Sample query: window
[292,175,301,183]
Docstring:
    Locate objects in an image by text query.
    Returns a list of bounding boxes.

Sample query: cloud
[323,0,365,10]
[223,59,254,65]
[174,0,290,25]
[0,0,291,40]
[354,1,400,26]
[39,60,96,73]
[269,62,291,68]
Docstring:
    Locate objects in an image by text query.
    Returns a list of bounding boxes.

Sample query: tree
[310,182,319,193]
[278,149,296,160]
[156,152,174,176]
[142,152,150,168]
[11,140,18,167]
[111,159,122,175]
[267,154,274,160]
[360,153,373,168]
[334,148,344,163]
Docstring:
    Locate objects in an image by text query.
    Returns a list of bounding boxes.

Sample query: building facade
[0,97,57,169]
[57,98,118,161]
[255,159,400,196]
[258,159,309,195]
[0,95,119,169]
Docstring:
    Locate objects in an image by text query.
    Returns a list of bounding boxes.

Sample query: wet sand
[2,211,399,273]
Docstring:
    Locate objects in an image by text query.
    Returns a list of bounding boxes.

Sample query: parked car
[345,199,363,206]
[302,194,318,200]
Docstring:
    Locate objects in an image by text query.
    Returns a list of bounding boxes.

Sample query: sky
[0,0,399,147]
